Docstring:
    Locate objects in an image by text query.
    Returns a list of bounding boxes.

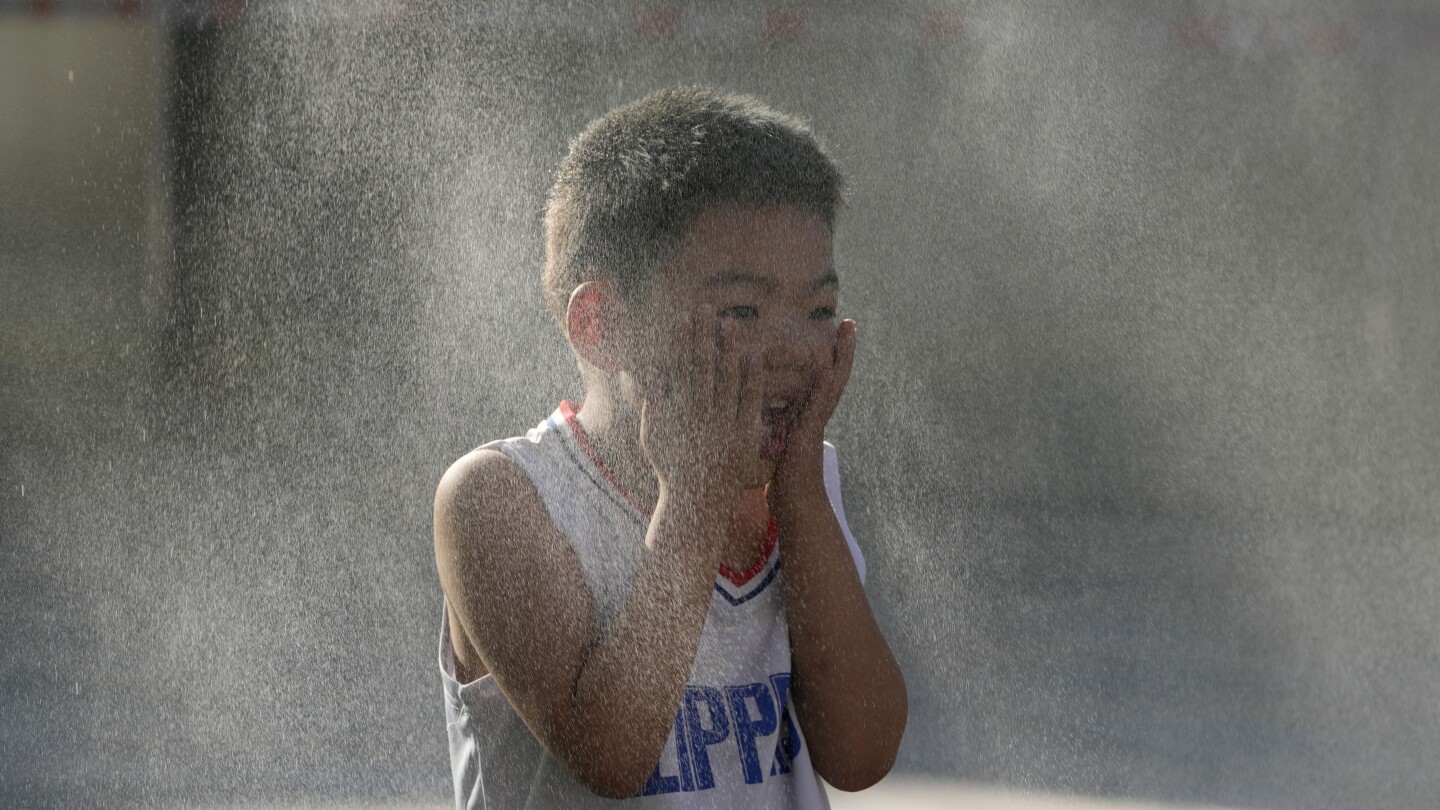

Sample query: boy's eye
[720,305,759,320]
[810,306,837,321]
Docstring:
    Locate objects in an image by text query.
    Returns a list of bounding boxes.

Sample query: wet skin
[433,202,906,797]
[576,201,848,572]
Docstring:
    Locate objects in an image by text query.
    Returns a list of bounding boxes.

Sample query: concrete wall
[0,17,169,373]
[2,3,1438,809]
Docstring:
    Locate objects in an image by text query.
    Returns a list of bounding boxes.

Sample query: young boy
[434,87,907,808]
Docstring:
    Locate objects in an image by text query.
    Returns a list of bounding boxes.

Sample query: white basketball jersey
[440,402,866,809]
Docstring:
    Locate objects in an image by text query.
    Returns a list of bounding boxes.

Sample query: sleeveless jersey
[439,402,866,809]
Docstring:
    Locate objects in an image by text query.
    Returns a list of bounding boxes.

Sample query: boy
[434,87,907,808]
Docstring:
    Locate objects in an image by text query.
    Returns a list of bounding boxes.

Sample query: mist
[2,2,1437,808]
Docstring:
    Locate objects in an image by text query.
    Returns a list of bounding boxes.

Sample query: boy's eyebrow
[702,269,841,292]
[812,270,840,291]
[704,271,774,291]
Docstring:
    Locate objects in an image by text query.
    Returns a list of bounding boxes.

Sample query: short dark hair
[542,86,845,326]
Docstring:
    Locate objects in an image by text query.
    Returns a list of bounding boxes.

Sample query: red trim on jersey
[558,400,650,516]
[718,519,779,587]
[558,400,778,587]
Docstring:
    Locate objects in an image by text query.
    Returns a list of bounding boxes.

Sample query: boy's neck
[572,387,661,511]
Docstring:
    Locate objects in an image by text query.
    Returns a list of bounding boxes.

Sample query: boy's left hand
[771,318,857,492]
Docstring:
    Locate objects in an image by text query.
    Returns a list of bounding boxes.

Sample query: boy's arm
[434,449,733,799]
[771,319,908,791]
[433,306,765,799]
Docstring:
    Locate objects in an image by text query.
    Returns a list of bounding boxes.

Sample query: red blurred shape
[1304,22,1354,54]
[1172,18,1222,50]
[386,0,433,27]
[919,11,965,42]
[216,0,247,25]
[635,6,682,39]
[112,0,143,16]
[762,9,807,42]
[26,0,57,16]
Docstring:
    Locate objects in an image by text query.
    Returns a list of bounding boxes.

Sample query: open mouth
[760,390,806,459]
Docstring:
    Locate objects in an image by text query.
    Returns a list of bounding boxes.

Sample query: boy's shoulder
[433,441,602,713]
[437,412,558,507]
[439,444,515,491]
[435,446,546,543]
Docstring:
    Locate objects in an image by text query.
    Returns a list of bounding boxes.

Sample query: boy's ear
[565,280,623,373]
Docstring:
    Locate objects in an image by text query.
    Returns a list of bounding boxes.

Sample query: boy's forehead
[663,203,835,289]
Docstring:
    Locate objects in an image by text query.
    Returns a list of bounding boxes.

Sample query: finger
[638,326,668,400]
[827,318,857,406]
[799,319,854,432]
[647,363,669,400]
[695,303,718,404]
[670,309,694,398]
[739,348,768,439]
[694,305,714,405]
[717,317,741,416]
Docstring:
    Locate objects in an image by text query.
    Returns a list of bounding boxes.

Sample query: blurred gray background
[2,1,1437,808]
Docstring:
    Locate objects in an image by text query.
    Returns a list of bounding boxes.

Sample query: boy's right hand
[639,303,767,511]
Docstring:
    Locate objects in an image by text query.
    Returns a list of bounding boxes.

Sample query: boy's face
[623,202,840,488]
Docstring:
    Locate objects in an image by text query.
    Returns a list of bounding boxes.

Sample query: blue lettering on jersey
[770,672,800,776]
[635,673,804,796]
[683,685,730,790]
[639,712,694,796]
[640,759,680,796]
[673,706,697,792]
[727,682,779,784]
